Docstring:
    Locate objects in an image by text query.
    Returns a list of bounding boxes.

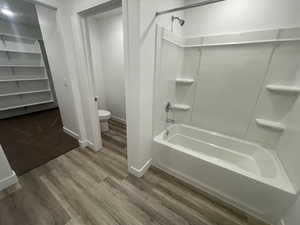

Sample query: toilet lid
[98,110,111,120]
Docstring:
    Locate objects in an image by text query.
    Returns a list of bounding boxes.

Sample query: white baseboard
[0,171,18,192]
[79,139,101,152]
[79,139,88,148]
[63,127,79,139]
[129,159,152,178]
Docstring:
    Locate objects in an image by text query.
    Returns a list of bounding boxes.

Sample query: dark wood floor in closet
[0,108,79,175]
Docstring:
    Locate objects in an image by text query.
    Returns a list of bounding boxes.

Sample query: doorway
[88,7,126,156]
[78,0,127,156]
[0,0,78,175]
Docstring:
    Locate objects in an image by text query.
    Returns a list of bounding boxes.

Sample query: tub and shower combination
[153,124,296,223]
[152,25,300,223]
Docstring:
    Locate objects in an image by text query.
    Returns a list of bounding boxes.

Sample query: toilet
[98,110,111,132]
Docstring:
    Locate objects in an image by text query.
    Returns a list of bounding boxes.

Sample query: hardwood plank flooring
[0,119,270,225]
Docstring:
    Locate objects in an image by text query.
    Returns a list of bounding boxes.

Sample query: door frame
[71,11,103,152]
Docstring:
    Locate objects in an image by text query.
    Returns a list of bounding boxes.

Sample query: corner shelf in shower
[173,104,191,111]
[255,118,286,131]
[175,78,194,84]
[266,84,300,94]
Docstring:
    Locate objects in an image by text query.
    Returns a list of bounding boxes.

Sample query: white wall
[89,11,126,121]
[283,195,300,225]
[32,0,92,147]
[0,145,17,191]
[87,17,107,110]
[137,0,185,171]
[183,0,300,36]
[36,5,79,136]
[277,92,300,225]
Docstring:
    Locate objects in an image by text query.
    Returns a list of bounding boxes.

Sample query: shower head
[172,16,185,26]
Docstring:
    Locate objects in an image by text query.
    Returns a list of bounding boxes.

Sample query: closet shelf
[0,100,54,111]
[0,33,39,42]
[0,77,48,82]
[175,78,194,84]
[0,49,41,54]
[173,104,191,111]
[255,119,286,131]
[0,89,51,97]
[266,85,300,94]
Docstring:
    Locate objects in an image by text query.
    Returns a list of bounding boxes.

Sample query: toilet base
[100,120,109,132]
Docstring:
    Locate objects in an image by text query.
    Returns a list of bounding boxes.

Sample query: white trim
[122,0,141,175]
[129,159,152,178]
[79,139,88,148]
[78,139,99,151]
[93,7,122,20]
[0,171,18,192]
[25,0,59,9]
[278,219,286,225]
[63,127,79,139]
[152,161,271,225]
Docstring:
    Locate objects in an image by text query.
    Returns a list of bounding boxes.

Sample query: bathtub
[153,124,296,223]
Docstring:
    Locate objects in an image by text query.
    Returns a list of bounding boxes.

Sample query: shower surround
[152,26,300,223]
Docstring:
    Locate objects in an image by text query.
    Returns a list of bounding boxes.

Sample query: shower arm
[155,0,225,16]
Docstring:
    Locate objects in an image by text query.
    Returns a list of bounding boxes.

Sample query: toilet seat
[98,110,111,120]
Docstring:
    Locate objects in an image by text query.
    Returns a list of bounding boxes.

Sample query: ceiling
[0,0,39,27]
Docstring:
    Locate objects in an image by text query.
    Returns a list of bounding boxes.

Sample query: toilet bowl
[98,110,111,132]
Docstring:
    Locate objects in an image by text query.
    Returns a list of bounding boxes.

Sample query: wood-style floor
[0,120,269,225]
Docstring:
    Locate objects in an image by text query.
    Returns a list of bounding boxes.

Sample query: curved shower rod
[155,0,226,16]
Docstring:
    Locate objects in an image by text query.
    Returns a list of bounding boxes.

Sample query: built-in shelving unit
[0,77,48,82]
[0,33,56,117]
[0,49,41,54]
[0,65,44,68]
[266,84,300,94]
[176,78,194,84]
[0,33,38,41]
[0,89,51,97]
[0,100,54,111]
[173,104,191,111]
[255,119,286,131]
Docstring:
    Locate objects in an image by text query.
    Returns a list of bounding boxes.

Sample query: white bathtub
[153,124,296,223]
